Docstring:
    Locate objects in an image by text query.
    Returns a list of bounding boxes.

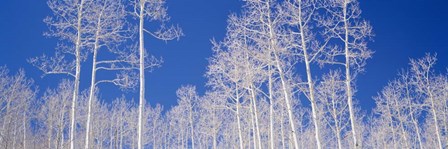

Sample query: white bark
[249,85,262,149]
[84,10,101,149]
[427,83,443,149]
[22,110,26,149]
[295,0,322,147]
[342,1,359,148]
[264,1,299,147]
[235,84,244,149]
[189,103,195,149]
[268,68,275,149]
[70,1,84,148]
[138,2,146,149]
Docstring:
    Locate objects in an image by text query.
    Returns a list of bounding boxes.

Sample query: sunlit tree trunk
[85,10,102,149]
[294,1,322,148]
[189,103,195,149]
[235,83,244,149]
[263,8,299,149]
[342,1,359,148]
[427,84,443,149]
[22,108,26,149]
[330,94,343,149]
[249,85,262,149]
[268,67,275,149]
[137,2,146,149]
[70,1,85,149]
[249,103,257,149]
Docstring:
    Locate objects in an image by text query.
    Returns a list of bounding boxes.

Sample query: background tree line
[0,0,447,148]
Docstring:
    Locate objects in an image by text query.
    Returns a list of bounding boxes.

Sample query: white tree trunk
[189,105,195,149]
[249,103,257,149]
[342,1,359,148]
[300,18,322,149]
[70,1,85,149]
[331,96,342,149]
[280,107,286,148]
[138,2,146,149]
[427,87,443,149]
[48,114,53,148]
[265,5,299,147]
[58,98,67,149]
[405,80,424,149]
[212,131,217,149]
[153,117,157,148]
[387,103,397,149]
[273,51,299,149]
[249,85,262,149]
[268,68,275,149]
[397,109,409,148]
[22,109,26,149]
[85,15,101,149]
[411,114,423,149]
[235,85,244,149]
[263,2,300,147]
[295,1,322,148]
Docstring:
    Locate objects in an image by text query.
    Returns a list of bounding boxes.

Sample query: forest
[0,0,447,149]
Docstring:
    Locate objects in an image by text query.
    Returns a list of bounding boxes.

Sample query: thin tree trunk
[57,99,66,149]
[235,85,244,149]
[70,1,85,149]
[48,116,53,149]
[396,108,409,148]
[264,1,299,147]
[138,2,146,149]
[442,107,448,148]
[273,52,299,149]
[249,100,257,149]
[181,127,185,149]
[249,85,262,149]
[85,12,102,148]
[120,113,123,149]
[153,117,157,148]
[387,103,397,149]
[280,107,286,149]
[189,105,195,149]
[411,114,423,149]
[342,1,358,148]
[22,110,26,149]
[13,119,17,149]
[268,67,275,149]
[296,1,322,148]
[2,74,20,140]
[330,93,342,149]
[61,120,65,149]
[427,87,443,149]
[212,130,217,149]
[405,81,424,149]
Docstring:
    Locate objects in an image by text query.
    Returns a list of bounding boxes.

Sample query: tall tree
[0,68,35,148]
[239,1,301,147]
[28,0,92,148]
[207,41,248,149]
[318,0,373,147]
[130,0,182,148]
[371,54,447,148]
[282,0,337,147]
[316,71,349,149]
[82,0,137,148]
[410,54,445,149]
[176,85,199,149]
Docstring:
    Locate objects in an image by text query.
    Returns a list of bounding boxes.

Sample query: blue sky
[0,0,447,111]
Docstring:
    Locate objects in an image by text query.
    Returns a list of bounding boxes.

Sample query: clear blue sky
[0,0,447,111]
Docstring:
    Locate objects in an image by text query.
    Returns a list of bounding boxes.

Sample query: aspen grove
[1,0,447,149]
